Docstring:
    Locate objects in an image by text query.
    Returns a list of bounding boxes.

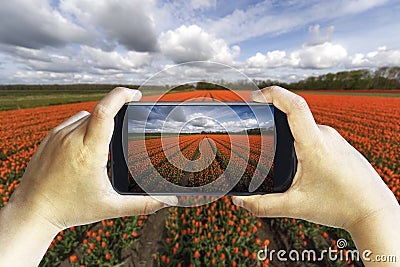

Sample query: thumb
[232,193,292,217]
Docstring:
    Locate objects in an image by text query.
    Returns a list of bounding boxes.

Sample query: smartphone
[110,102,297,195]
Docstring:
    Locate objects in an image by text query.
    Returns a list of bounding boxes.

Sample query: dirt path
[120,208,169,267]
[179,136,203,187]
[180,172,190,186]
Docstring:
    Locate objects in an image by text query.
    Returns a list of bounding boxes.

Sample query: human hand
[8,87,177,230]
[232,86,399,230]
[0,87,177,266]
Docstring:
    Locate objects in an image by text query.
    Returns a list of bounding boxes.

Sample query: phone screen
[120,103,275,195]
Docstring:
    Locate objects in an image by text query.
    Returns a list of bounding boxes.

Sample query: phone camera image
[124,103,275,194]
[111,102,296,197]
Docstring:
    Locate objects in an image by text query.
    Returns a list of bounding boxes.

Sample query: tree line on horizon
[255,67,400,90]
[1,67,400,92]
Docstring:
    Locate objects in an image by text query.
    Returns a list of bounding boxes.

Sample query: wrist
[347,205,400,235]
[345,190,400,234]
[346,204,400,265]
[0,194,61,266]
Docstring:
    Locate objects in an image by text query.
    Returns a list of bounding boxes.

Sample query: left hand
[8,87,176,230]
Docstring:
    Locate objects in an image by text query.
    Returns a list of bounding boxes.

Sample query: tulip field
[127,134,274,193]
[0,89,399,266]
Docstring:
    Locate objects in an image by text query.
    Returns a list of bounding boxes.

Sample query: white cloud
[205,0,390,44]
[247,51,295,68]
[6,45,153,74]
[246,42,348,69]
[59,0,159,52]
[243,44,400,82]
[159,25,240,64]
[81,46,152,71]
[0,43,155,84]
[349,46,400,67]
[11,46,83,73]
[11,69,144,84]
[308,24,335,46]
[191,0,217,10]
[13,71,95,84]
[0,0,398,84]
[296,42,348,69]
[341,0,390,14]
[222,118,257,130]
[128,106,266,134]
[0,0,88,49]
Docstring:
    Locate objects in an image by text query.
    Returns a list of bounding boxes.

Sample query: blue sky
[127,105,274,133]
[0,0,399,84]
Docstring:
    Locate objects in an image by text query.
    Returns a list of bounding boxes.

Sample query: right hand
[232,86,399,231]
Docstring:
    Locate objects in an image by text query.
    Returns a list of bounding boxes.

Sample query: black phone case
[110,103,297,195]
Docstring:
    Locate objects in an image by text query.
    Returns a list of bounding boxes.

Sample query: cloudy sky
[1,0,399,84]
[127,105,273,133]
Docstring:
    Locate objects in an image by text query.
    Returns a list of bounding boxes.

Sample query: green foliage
[157,199,264,267]
[40,217,147,267]
[254,67,400,90]
[169,83,196,93]
[195,82,228,91]
[1,67,400,111]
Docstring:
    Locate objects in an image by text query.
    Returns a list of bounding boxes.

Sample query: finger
[251,86,321,147]
[52,111,90,133]
[232,193,292,217]
[84,87,142,151]
[112,195,178,216]
[63,113,90,133]
[39,111,90,149]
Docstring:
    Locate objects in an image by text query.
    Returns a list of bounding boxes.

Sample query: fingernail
[130,89,142,101]
[232,197,243,207]
[250,90,265,102]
